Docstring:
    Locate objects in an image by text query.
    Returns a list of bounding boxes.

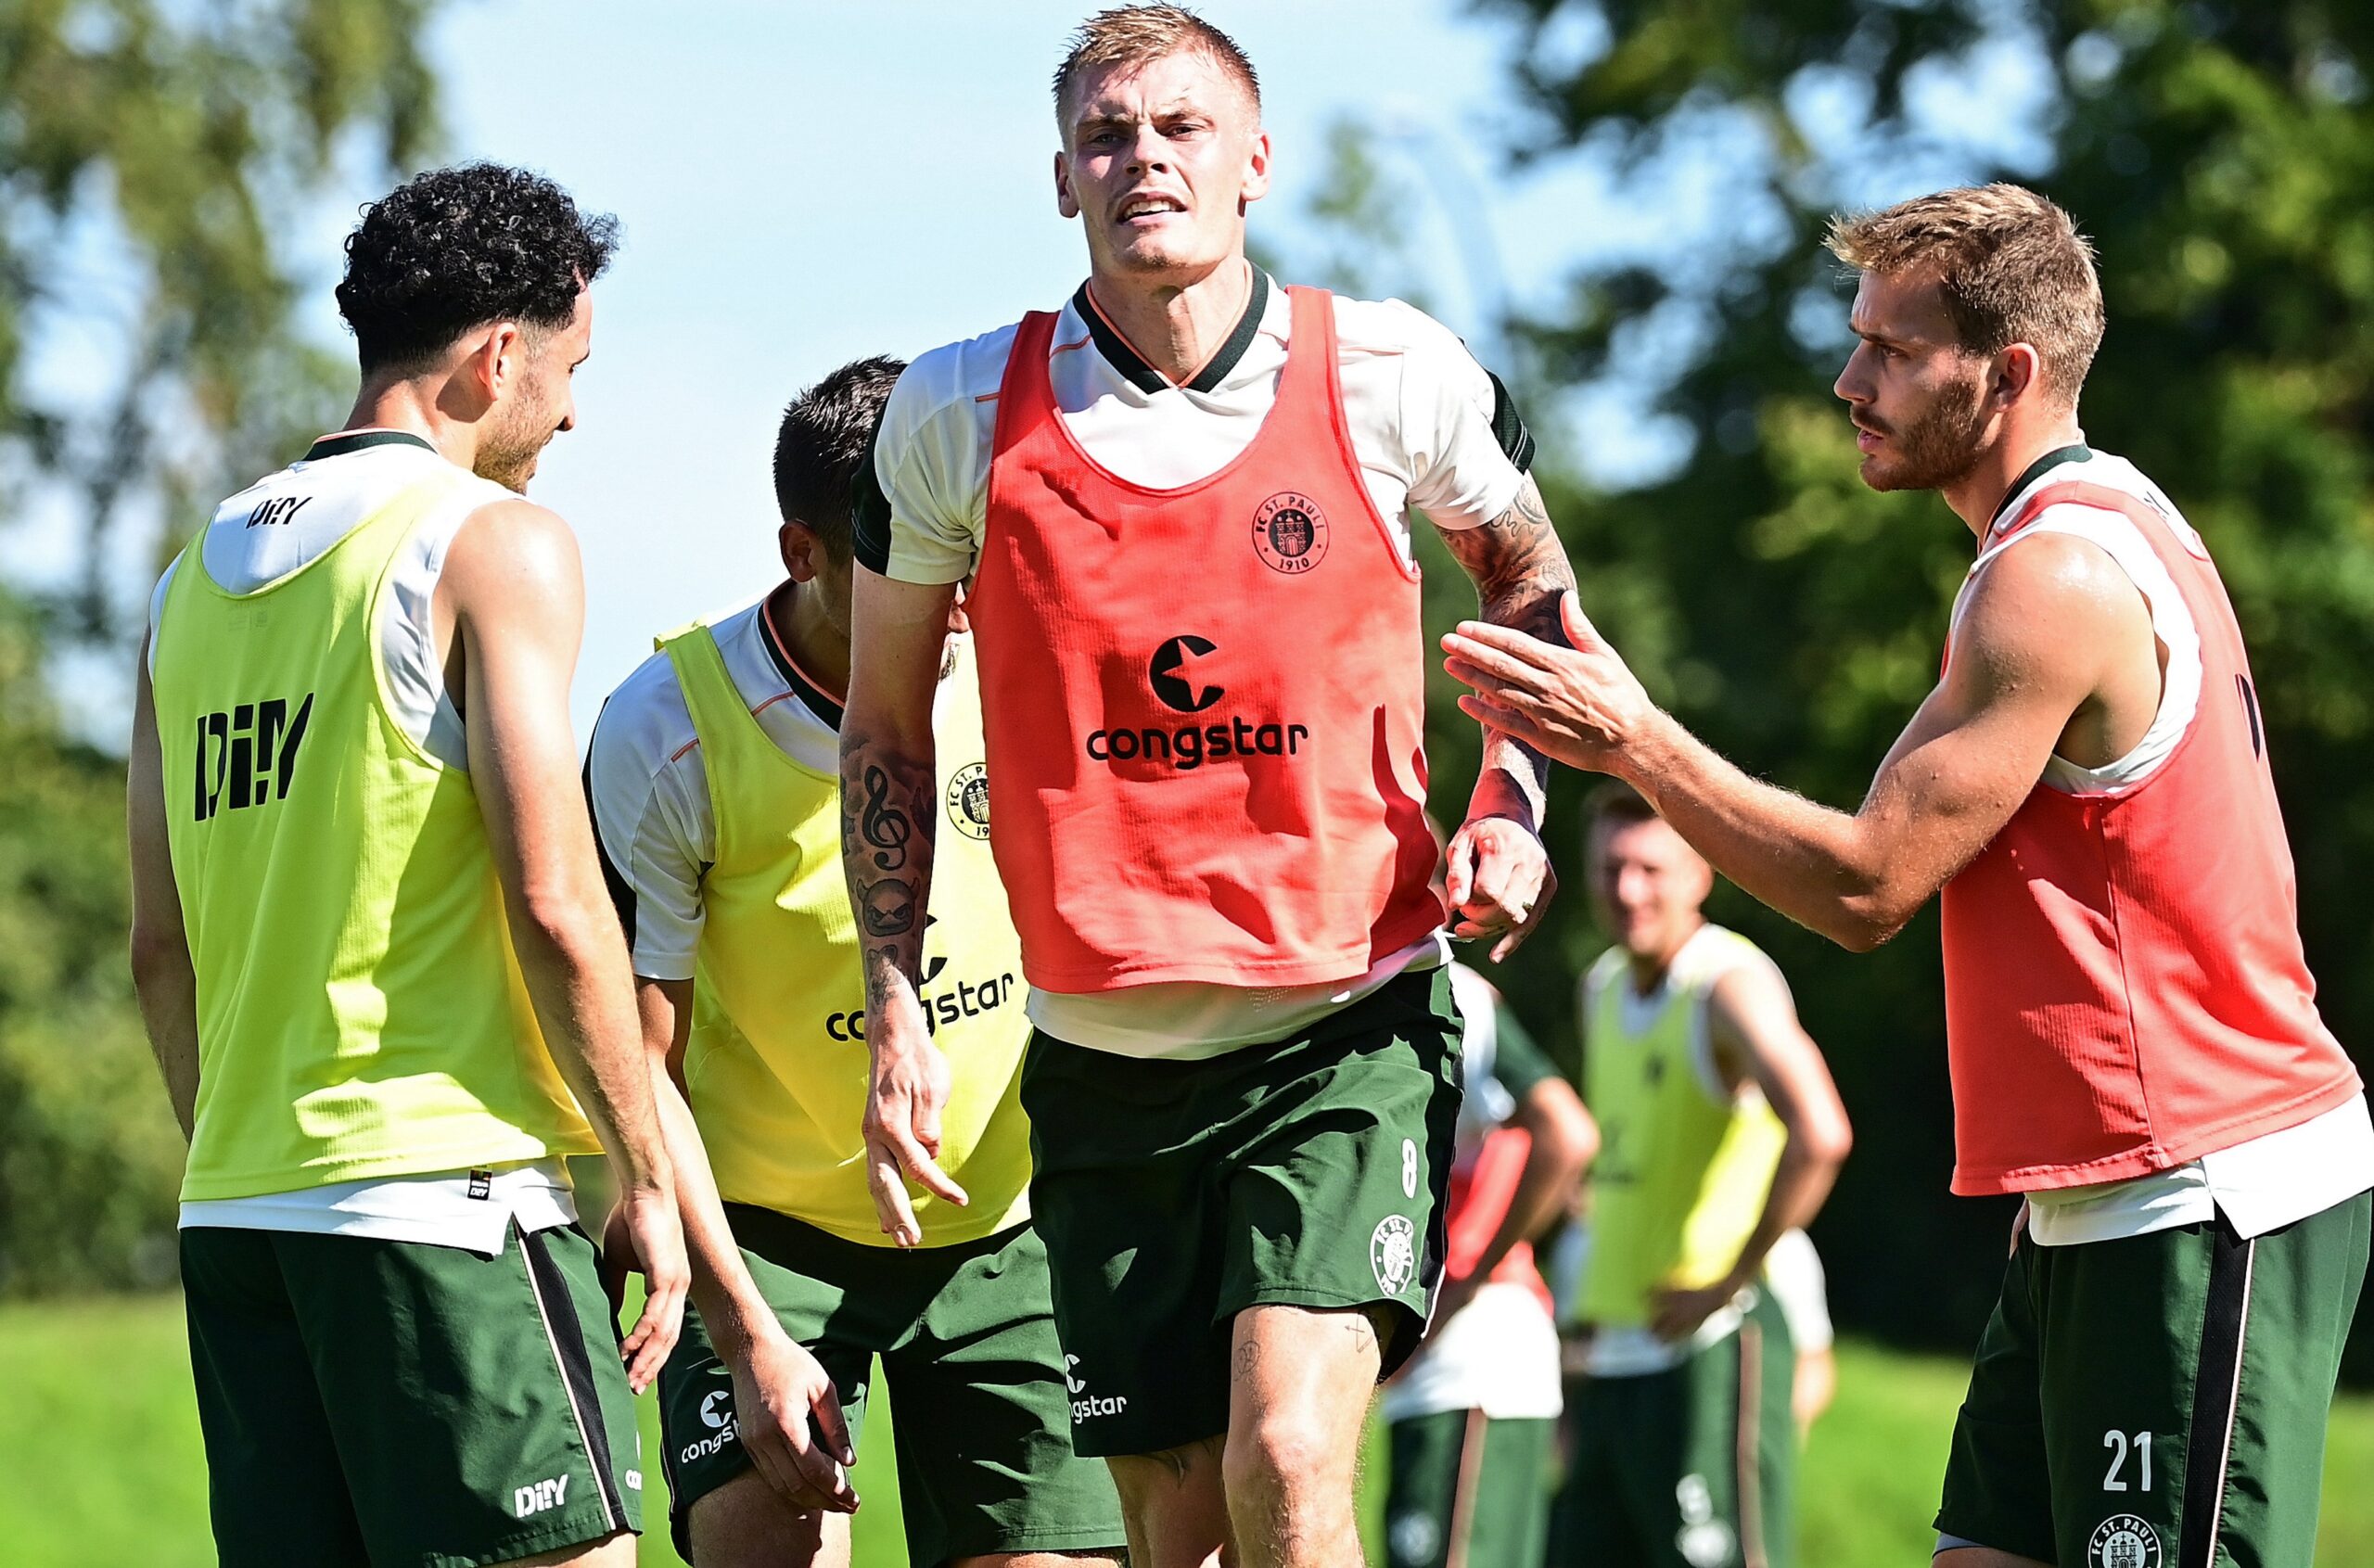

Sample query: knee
[1222,1409,1335,1504]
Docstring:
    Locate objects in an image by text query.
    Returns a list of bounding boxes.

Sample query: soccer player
[836,10,1576,1564]
[127,164,686,1568]
[1549,783,1851,1568]
[1445,185,2374,1568]
[1379,961,1594,1568]
[586,358,1124,1568]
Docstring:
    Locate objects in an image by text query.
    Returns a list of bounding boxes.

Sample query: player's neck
[1083,255,1255,387]
[762,578,850,704]
[1626,916,1705,994]
[1942,414,2087,540]
[343,377,480,475]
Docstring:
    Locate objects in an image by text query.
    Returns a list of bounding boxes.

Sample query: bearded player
[837,9,1576,1565]
[1447,184,2372,1568]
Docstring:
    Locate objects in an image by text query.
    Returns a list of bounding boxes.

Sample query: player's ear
[1995,342,2042,410]
[1241,127,1272,207]
[1054,151,1081,220]
[780,519,823,582]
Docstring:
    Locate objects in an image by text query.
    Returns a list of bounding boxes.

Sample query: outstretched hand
[1442,592,1656,776]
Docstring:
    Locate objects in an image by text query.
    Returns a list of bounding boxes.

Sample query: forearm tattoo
[838,736,938,1010]
[1439,474,1578,793]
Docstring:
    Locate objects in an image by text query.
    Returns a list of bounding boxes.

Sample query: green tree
[1,0,439,638]
[0,0,442,1293]
[1461,0,2374,1368]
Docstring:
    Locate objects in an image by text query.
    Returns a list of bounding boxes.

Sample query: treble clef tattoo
[861,765,912,871]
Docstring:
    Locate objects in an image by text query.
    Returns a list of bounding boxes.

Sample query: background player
[1446,183,2374,1568]
[587,359,1124,1567]
[837,9,1579,1564]
[1379,958,1594,1568]
[1550,782,1851,1568]
[127,164,684,1568]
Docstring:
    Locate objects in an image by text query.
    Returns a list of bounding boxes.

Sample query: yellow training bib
[665,621,1030,1245]
[1578,924,1786,1328]
[154,466,595,1201]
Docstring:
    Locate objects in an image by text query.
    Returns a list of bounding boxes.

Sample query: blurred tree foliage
[1420,0,2374,1370]
[1,0,438,637]
[0,0,440,1294]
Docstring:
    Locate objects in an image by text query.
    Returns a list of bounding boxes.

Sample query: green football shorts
[1384,1409,1556,1568]
[181,1220,644,1568]
[1550,1285,1798,1568]
[656,1207,1122,1567]
[1935,1188,2370,1567]
[1021,964,1465,1458]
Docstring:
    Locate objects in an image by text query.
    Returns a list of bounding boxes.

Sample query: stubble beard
[475,394,552,494]
[1860,375,1987,494]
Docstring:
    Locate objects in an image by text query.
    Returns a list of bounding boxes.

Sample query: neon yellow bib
[665,620,1030,1246]
[153,468,595,1201]
[1580,924,1786,1327]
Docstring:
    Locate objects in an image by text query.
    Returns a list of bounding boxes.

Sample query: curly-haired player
[128,163,841,1566]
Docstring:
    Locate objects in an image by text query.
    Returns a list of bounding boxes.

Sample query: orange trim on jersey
[669,736,702,764]
[760,592,846,706]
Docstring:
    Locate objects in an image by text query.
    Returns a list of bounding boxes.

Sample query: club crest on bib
[1252,491,1329,574]
[2088,1515,2162,1568]
[945,761,991,840]
[1371,1213,1416,1294]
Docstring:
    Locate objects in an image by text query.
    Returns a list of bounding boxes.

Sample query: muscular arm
[837,567,964,1244]
[1648,961,1851,1341]
[1448,530,2151,950]
[127,648,199,1141]
[633,979,856,1509]
[444,498,685,1382]
[1432,475,1580,955]
[1435,474,1574,828]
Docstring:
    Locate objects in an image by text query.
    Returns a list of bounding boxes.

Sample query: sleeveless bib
[666,623,1031,1244]
[971,286,1444,991]
[155,467,594,1200]
[1940,462,2360,1194]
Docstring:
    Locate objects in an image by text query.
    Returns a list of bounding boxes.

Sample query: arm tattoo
[1438,474,1578,793]
[838,734,937,1008]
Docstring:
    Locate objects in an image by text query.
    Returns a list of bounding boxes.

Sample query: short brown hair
[1826,183,2104,409]
[1585,778,1659,835]
[1053,6,1260,128]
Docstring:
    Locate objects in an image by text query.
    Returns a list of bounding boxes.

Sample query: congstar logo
[1084,637,1309,771]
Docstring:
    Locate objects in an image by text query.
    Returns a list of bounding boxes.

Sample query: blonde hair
[1827,183,2105,409]
[1053,6,1260,127]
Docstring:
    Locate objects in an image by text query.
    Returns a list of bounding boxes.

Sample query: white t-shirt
[868,269,1525,1054]
[160,429,578,1250]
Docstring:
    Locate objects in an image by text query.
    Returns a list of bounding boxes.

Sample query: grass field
[6,1294,2370,1565]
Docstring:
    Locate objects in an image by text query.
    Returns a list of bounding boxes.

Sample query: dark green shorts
[1021,964,1464,1458]
[1385,1409,1555,1568]
[656,1207,1122,1567]
[1936,1188,2371,1567]
[1550,1286,1797,1568]
[181,1221,643,1568]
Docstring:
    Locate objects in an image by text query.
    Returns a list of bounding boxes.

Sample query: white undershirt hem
[177,1160,579,1256]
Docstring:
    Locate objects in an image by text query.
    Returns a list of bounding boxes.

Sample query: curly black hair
[336,162,619,371]
[774,356,908,559]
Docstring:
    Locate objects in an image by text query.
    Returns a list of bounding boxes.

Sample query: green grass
[6,1297,2370,1565]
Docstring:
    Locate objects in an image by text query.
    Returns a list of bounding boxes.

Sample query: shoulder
[445,496,581,598]
[591,642,696,780]
[1959,527,2146,682]
[1689,925,1786,990]
[888,322,1027,429]
[1582,946,1627,998]
[1325,292,1473,363]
